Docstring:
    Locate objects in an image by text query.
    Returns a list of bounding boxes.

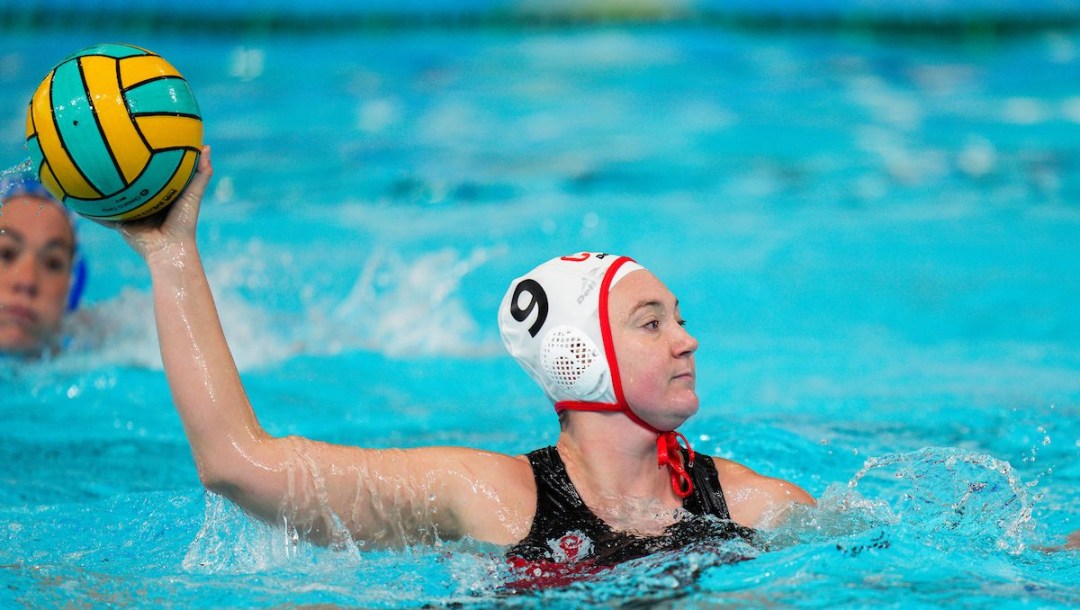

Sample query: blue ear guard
[67,253,87,312]
[1,173,88,313]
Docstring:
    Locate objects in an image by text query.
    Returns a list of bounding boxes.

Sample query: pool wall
[2,0,1079,30]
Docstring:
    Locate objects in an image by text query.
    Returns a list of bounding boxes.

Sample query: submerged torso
[506,446,759,578]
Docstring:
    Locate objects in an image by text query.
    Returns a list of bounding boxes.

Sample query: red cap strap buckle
[656,430,695,498]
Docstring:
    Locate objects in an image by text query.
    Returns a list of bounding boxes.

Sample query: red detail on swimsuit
[505,555,610,590]
[558,533,583,561]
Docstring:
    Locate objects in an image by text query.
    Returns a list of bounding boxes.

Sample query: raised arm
[114,147,533,547]
[118,147,265,506]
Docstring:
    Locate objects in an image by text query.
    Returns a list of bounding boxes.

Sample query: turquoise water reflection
[2,22,1078,608]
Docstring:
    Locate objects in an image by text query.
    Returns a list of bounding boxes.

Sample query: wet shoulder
[710,457,813,528]
[711,457,759,490]
[414,447,535,545]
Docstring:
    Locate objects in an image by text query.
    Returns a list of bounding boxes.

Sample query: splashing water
[844,447,1034,553]
[765,447,1035,555]
[45,246,497,373]
[170,446,1049,606]
[315,245,500,358]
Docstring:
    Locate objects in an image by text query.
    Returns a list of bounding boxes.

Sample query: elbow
[198,468,245,499]
[190,436,275,501]
[195,459,247,499]
[194,454,282,526]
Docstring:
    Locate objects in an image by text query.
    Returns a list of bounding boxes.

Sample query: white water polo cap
[499,252,697,498]
[498,252,642,407]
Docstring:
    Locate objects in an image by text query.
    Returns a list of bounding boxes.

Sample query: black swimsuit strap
[525,446,612,538]
[682,449,733,520]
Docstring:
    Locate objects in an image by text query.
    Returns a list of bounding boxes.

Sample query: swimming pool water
[2,20,1079,608]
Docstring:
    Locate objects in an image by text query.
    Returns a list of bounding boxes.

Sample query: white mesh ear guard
[498,252,643,406]
[540,325,605,400]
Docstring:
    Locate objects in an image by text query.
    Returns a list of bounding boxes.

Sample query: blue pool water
[2,17,1079,608]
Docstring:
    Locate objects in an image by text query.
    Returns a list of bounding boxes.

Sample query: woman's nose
[7,256,40,296]
[673,324,698,357]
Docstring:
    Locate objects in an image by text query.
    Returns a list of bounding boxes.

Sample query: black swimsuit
[506,446,758,576]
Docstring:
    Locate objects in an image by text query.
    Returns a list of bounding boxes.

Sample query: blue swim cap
[0,173,87,312]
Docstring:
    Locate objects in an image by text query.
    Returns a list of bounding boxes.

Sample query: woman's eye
[0,246,17,265]
[644,320,660,330]
[44,255,71,273]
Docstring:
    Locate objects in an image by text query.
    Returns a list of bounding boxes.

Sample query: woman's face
[607,269,699,431]
[0,196,75,355]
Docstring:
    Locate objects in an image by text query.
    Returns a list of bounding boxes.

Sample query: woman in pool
[0,177,86,357]
[111,147,814,576]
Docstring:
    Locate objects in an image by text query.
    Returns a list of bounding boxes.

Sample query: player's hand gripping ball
[25,43,202,221]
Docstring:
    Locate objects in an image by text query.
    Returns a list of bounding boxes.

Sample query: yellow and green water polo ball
[25,43,202,222]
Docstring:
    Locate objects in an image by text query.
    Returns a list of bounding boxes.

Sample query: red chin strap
[553,255,695,500]
[558,400,696,499]
[657,428,695,498]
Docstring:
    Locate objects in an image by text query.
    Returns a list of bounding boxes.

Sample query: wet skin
[0,195,74,355]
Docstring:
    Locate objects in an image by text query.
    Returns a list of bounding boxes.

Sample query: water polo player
[110,147,814,581]
[0,176,87,357]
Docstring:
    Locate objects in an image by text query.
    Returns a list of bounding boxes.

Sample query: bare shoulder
[712,457,815,529]
[403,446,536,544]
[406,446,533,490]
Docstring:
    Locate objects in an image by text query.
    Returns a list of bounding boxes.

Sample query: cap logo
[575,277,597,305]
